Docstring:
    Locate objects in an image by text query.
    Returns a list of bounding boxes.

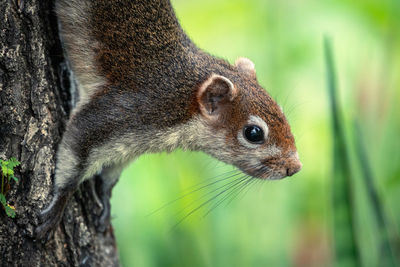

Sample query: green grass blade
[324,37,361,267]
[354,121,398,266]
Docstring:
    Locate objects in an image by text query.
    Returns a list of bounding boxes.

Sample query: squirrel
[35,0,302,240]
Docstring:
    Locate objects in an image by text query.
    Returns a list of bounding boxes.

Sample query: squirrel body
[35,0,302,239]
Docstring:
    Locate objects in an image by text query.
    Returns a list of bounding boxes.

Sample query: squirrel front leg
[35,129,84,240]
[35,104,124,240]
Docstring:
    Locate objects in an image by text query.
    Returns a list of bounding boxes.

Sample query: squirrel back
[57,0,228,108]
[55,0,301,179]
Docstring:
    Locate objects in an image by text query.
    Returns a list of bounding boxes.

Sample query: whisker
[157,159,278,230]
[171,176,249,229]
[182,169,238,191]
[221,176,260,210]
[176,174,246,217]
[232,176,259,203]
[203,175,254,217]
[146,170,241,216]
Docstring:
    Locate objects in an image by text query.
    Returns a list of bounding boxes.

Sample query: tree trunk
[0,1,119,266]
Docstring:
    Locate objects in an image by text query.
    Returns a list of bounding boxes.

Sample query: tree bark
[0,1,119,266]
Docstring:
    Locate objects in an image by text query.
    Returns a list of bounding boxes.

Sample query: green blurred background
[111,0,400,266]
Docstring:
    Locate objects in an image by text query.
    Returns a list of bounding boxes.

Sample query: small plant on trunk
[0,157,20,218]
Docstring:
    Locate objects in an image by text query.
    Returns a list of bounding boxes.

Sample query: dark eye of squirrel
[243,125,264,144]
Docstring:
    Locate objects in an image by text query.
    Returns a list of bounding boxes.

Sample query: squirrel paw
[94,194,111,233]
[35,207,63,242]
[34,192,69,242]
[90,174,114,233]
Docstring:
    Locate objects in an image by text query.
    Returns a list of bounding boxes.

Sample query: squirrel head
[193,57,301,179]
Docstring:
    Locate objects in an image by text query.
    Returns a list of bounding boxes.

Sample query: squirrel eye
[243,125,264,144]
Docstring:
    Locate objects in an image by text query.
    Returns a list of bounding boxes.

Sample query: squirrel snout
[286,159,302,177]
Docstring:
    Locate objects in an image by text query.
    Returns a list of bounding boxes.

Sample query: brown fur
[35,0,301,240]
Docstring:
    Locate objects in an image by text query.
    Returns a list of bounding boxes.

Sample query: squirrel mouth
[239,155,302,180]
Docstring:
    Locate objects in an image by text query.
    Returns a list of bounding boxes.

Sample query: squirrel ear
[197,74,238,119]
[235,57,256,78]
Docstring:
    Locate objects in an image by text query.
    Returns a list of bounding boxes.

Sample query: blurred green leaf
[11,175,18,182]
[6,168,14,177]
[7,157,20,169]
[5,204,16,218]
[0,194,6,206]
[1,165,8,176]
[354,121,398,267]
[324,37,360,267]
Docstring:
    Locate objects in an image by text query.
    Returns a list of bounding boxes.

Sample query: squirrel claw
[95,216,108,233]
[35,224,55,243]
[35,210,60,242]
[91,173,116,233]
[94,194,111,233]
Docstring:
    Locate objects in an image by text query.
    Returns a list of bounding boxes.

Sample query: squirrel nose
[286,160,302,177]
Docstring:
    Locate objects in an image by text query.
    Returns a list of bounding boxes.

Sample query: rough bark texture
[0,1,119,266]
